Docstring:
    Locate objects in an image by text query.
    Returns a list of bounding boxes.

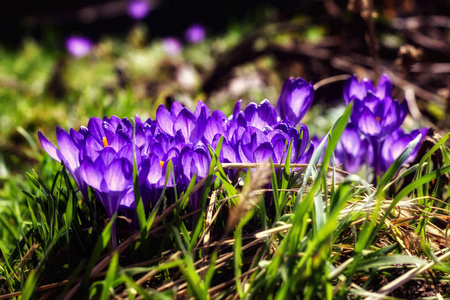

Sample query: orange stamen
[160,161,164,170]
[376,117,381,123]
[102,137,109,147]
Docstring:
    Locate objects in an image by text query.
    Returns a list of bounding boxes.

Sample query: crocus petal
[398,100,409,124]
[277,78,314,126]
[87,117,105,144]
[170,101,184,116]
[80,159,103,191]
[212,110,228,123]
[298,123,310,156]
[243,103,258,124]
[108,115,123,131]
[194,100,210,119]
[147,154,163,184]
[212,136,237,163]
[272,139,287,163]
[240,127,269,162]
[56,127,80,171]
[343,75,366,104]
[204,118,226,144]
[105,158,133,192]
[190,104,208,144]
[100,147,117,166]
[174,108,196,140]
[253,142,274,162]
[358,108,381,137]
[380,101,399,135]
[86,136,103,151]
[231,100,242,122]
[251,99,277,129]
[70,129,86,149]
[340,124,362,156]
[119,189,136,209]
[375,74,393,100]
[363,92,381,113]
[156,105,176,135]
[296,143,314,164]
[38,131,61,163]
[185,24,206,44]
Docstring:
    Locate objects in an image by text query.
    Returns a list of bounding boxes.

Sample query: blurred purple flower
[65,36,93,57]
[127,0,151,19]
[334,123,370,174]
[277,77,314,126]
[163,37,182,55]
[185,24,206,43]
[380,127,427,173]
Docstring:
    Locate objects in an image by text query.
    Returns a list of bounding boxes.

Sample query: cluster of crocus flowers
[38,77,315,244]
[38,74,427,245]
[318,74,427,177]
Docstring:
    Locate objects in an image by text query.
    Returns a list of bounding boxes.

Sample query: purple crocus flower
[163,37,182,56]
[80,156,133,218]
[334,123,370,174]
[65,36,93,57]
[80,155,134,247]
[343,74,409,176]
[185,24,206,44]
[179,145,211,210]
[277,77,314,126]
[242,99,278,130]
[238,127,274,164]
[344,74,408,141]
[139,144,183,208]
[127,0,151,19]
[380,127,427,173]
[236,123,313,165]
[39,128,89,200]
[271,123,314,164]
[226,99,278,133]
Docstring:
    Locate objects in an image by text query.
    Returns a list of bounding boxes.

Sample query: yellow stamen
[160,161,164,170]
[102,137,109,147]
[376,117,381,123]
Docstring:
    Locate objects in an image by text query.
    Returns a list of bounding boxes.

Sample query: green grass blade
[100,251,120,300]
[78,213,116,299]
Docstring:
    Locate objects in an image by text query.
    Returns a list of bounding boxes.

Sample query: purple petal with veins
[156,105,176,136]
[358,108,381,137]
[38,132,61,163]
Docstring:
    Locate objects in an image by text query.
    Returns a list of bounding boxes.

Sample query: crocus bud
[277,77,314,126]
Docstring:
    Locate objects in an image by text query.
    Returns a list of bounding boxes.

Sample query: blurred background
[0,0,449,176]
